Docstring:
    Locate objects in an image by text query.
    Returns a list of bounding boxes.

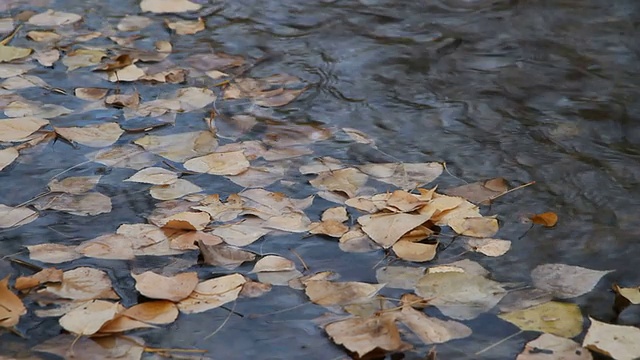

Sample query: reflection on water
[1,0,639,358]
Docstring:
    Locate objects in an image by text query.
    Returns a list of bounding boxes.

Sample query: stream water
[1,0,639,359]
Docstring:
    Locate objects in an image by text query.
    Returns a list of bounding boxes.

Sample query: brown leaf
[392,240,438,262]
[325,314,411,357]
[251,255,295,273]
[48,175,101,194]
[305,280,384,306]
[183,150,250,176]
[530,212,558,227]
[309,168,368,198]
[59,300,119,335]
[449,217,499,238]
[358,211,434,249]
[177,273,246,314]
[133,271,199,302]
[197,241,256,269]
[33,192,112,216]
[42,267,119,301]
[27,243,82,264]
[15,268,63,291]
[443,178,508,204]
[0,276,26,327]
[0,204,38,229]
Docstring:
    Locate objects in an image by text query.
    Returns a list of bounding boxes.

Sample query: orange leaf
[530,212,558,227]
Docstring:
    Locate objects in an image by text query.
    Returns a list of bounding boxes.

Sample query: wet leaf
[614,284,640,304]
[166,17,205,35]
[443,178,508,204]
[449,216,499,238]
[325,314,411,357]
[59,299,119,335]
[122,301,178,325]
[0,147,18,171]
[117,15,153,31]
[415,271,506,320]
[133,271,198,302]
[178,273,246,314]
[134,131,218,162]
[76,88,108,101]
[358,211,433,249]
[0,276,26,327]
[343,127,376,146]
[184,150,250,176]
[517,333,592,360]
[141,0,202,13]
[211,220,271,246]
[531,263,613,299]
[88,144,157,170]
[0,45,32,62]
[198,241,256,269]
[125,167,178,185]
[54,122,124,147]
[398,306,472,344]
[107,64,145,82]
[0,204,37,228]
[392,240,438,262]
[48,175,101,194]
[357,162,443,190]
[583,317,640,360]
[305,280,384,306]
[0,117,49,142]
[530,212,558,227]
[240,280,272,298]
[33,192,112,216]
[257,269,303,286]
[251,255,295,273]
[464,238,511,257]
[309,220,350,238]
[34,334,145,360]
[27,243,82,263]
[76,234,135,260]
[15,268,63,291]
[499,301,584,338]
[264,211,311,232]
[498,288,554,313]
[226,166,285,188]
[63,49,107,71]
[28,10,82,26]
[160,211,211,231]
[376,266,426,290]
[150,178,202,200]
[42,267,119,301]
[309,168,368,198]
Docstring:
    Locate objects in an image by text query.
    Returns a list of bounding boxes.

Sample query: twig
[204,300,237,340]
[443,162,468,184]
[482,181,536,205]
[248,301,310,319]
[289,248,309,272]
[475,330,523,356]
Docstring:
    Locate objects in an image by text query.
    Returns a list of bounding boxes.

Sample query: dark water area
[1,0,640,359]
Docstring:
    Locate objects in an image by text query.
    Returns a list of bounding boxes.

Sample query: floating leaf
[499,301,583,338]
[178,273,246,314]
[257,269,303,286]
[251,255,295,273]
[449,216,499,238]
[160,211,210,231]
[122,301,178,325]
[415,271,506,320]
[0,276,26,327]
[198,241,255,269]
[531,263,613,299]
[305,280,384,306]
[530,212,558,227]
[357,162,443,190]
[134,131,218,162]
[309,168,368,198]
[358,211,433,249]
[166,17,205,35]
[184,150,250,176]
[88,144,157,170]
[15,268,64,291]
[0,117,49,142]
[141,0,202,13]
[0,147,19,171]
[76,234,135,260]
[226,166,284,188]
[464,238,511,257]
[48,176,101,194]
[34,334,144,360]
[27,243,82,264]
[117,15,154,31]
[443,178,508,204]
[42,267,119,301]
[211,221,271,247]
[133,271,198,302]
[28,10,82,26]
[33,192,112,216]
[398,306,472,344]
[376,266,426,290]
[59,300,119,336]
[614,284,640,304]
[309,220,349,238]
[0,204,37,228]
[583,317,640,360]
[392,240,438,262]
[0,45,33,63]
[54,122,124,147]
[325,314,411,357]
[125,167,178,185]
[150,179,202,200]
[517,333,592,360]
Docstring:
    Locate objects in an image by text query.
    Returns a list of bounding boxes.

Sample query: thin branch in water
[289,248,310,272]
[475,330,523,356]
[204,301,237,340]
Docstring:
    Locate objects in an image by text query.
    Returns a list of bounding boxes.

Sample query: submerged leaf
[499,301,583,338]
[305,280,384,306]
[531,263,613,299]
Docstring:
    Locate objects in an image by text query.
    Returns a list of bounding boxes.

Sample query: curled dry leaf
[614,284,640,305]
[133,271,198,302]
[150,179,202,200]
[583,317,640,360]
[42,267,119,301]
[178,273,246,314]
[499,301,584,338]
[449,216,499,238]
[517,333,592,360]
[305,280,384,306]
[125,167,178,185]
[15,268,64,291]
[325,314,411,357]
[59,300,119,336]
[48,175,101,194]
[184,150,250,176]
[530,212,559,227]
[0,204,38,229]
[251,255,295,273]
[0,276,26,327]
[531,263,613,299]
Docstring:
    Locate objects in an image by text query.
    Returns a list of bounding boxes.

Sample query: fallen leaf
[583,317,640,360]
[0,204,37,228]
[48,175,101,194]
[33,192,112,216]
[76,234,135,260]
[105,91,140,109]
[107,64,145,82]
[59,300,119,335]
[498,288,554,313]
[27,243,82,263]
[134,131,218,162]
[398,306,472,344]
[211,221,271,246]
[54,122,124,147]
[257,269,303,286]
[28,10,82,26]
[166,17,205,35]
[141,0,202,13]
[343,127,376,146]
[122,301,178,324]
[0,117,49,142]
[415,271,506,320]
[251,255,295,273]
[309,220,350,238]
[325,314,411,357]
[62,49,107,71]
[614,284,640,304]
[42,267,119,301]
[264,211,312,232]
[117,15,154,31]
[305,280,384,306]
[0,147,19,171]
[517,333,592,360]
[443,178,508,204]
[449,216,499,238]
[150,179,202,200]
[125,167,178,185]
[376,266,426,290]
[15,268,63,291]
[531,263,613,299]
[357,162,443,190]
[178,273,246,314]
[133,271,198,302]
[392,240,438,262]
[499,301,583,338]
[27,31,62,42]
[34,334,145,360]
[240,281,272,298]
[309,168,368,198]
[184,150,250,176]
[198,241,256,269]
[464,238,511,257]
[0,276,26,327]
[299,156,345,175]
[226,166,284,188]
[339,227,380,253]
[88,144,157,170]
[322,207,349,222]
[160,211,210,231]
[530,212,558,227]
[358,211,433,249]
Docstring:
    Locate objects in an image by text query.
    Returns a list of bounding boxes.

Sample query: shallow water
[1,0,639,359]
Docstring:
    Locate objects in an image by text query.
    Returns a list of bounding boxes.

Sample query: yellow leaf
[499,301,583,338]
